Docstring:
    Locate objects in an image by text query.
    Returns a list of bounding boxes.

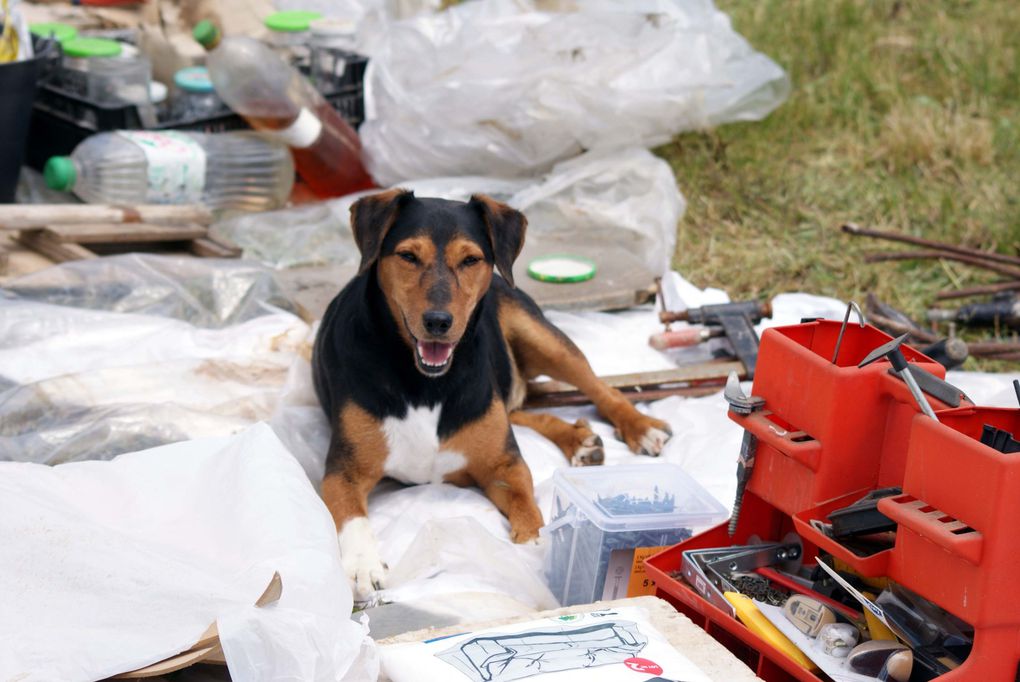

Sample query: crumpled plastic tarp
[358,0,791,184]
[0,255,310,464]
[213,147,684,277]
[0,423,376,682]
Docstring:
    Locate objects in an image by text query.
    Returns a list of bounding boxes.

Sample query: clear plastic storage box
[542,463,728,606]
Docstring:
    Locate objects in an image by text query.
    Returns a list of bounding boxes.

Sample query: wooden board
[16,230,97,262]
[0,204,213,229]
[43,223,209,244]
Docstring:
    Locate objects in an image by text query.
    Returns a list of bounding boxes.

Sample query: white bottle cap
[149,81,168,104]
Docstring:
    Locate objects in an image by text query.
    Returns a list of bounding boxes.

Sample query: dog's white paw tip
[638,427,671,457]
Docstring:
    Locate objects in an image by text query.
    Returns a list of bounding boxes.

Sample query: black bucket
[0,39,59,203]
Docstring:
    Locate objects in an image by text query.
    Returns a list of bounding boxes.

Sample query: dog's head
[350,189,527,377]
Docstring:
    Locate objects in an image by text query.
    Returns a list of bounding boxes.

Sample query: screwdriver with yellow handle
[724,592,819,671]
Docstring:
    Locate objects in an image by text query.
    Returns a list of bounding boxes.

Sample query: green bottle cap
[61,37,122,58]
[264,10,323,32]
[192,20,221,49]
[44,157,77,192]
[29,22,78,44]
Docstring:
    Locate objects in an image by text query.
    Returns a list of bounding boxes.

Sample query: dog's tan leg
[322,404,388,601]
[501,302,672,456]
[510,411,604,466]
[442,399,544,543]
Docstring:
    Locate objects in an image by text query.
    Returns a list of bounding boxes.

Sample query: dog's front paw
[616,414,673,456]
[570,419,605,466]
[338,517,388,602]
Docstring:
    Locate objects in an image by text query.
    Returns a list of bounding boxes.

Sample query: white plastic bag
[359,0,790,184]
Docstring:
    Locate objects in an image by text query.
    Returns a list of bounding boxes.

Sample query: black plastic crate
[26,46,368,171]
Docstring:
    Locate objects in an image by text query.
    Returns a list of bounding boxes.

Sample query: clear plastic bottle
[43,130,295,212]
[193,20,373,198]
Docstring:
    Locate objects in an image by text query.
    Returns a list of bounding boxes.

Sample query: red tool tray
[646,319,1020,680]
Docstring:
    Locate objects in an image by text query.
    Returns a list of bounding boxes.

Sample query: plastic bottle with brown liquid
[193,20,374,198]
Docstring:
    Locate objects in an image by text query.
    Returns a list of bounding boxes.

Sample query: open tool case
[646,316,1020,681]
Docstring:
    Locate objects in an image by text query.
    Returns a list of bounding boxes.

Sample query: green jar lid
[62,37,122,58]
[264,10,323,33]
[44,156,77,192]
[174,66,215,93]
[29,22,78,44]
[527,255,597,283]
[192,20,221,49]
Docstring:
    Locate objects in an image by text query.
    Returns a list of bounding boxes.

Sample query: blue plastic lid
[174,66,214,93]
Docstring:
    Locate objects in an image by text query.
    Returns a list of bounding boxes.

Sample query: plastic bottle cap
[192,20,221,49]
[264,10,323,33]
[44,157,77,191]
[149,81,169,104]
[29,22,78,44]
[309,17,356,37]
[62,37,123,58]
[174,66,215,93]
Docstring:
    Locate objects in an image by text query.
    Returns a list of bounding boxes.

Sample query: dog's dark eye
[397,252,419,264]
[461,256,481,267]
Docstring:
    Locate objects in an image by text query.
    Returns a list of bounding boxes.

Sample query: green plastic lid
[174,66,214,93]
[527,255,597,283]
[29,22,78,44]
[264,10,323,32]
[44,156,77,192]
[61,37,122,58]
[192,20,221,49]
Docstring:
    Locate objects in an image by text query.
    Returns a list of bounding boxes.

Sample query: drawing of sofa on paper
[380,607,716,682]
[437,620,646,682]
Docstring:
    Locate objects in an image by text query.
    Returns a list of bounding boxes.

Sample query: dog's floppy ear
[470,194,527,288]
[350,188,414,275]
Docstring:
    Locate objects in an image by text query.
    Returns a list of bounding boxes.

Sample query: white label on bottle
[118,131,207,203]
[264,107,322,149]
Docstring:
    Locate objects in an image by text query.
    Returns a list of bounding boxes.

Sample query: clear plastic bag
[2,253,298,327]
[211,147,683,277]
[358,0,790,184]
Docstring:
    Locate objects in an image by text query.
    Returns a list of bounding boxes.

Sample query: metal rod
[864,250,1020,280]
[831,301,866,364]
[900,368,940,421]
[1014,380,1020,408]
[843,223,1020,268]
[936,281,1020,302]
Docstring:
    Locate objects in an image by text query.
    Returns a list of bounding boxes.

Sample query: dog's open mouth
[415,339,455,375]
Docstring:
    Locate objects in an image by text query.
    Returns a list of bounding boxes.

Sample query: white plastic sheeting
[213,147,684,277]
[0,423,375,682]
[359,0,791,184]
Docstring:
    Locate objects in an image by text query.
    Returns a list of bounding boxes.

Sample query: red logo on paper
[623,657,663,674]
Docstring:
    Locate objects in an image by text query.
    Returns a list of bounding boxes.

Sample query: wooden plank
[17,230,97,262]
[113,645,219,678]
[0,204,213,229]
[524,361,744,408]
[190,237,241,259]
[42,223,209,244]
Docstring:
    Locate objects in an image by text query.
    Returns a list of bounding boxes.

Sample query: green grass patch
[658,0,1020,366]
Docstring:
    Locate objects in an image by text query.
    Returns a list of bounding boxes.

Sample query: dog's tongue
[418,340,453,366]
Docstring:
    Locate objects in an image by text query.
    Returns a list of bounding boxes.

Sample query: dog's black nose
[423,310,453,336]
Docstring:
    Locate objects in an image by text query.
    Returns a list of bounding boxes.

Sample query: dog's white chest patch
[382,404,466,485]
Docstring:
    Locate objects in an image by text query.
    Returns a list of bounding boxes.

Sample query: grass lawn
[658,0,1019,364]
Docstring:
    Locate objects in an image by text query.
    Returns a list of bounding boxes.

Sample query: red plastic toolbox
[730,320,953,518]
[877,407,1020,679]
[645,492,825,682]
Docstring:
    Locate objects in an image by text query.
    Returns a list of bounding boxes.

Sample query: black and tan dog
[312,189,672,599]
